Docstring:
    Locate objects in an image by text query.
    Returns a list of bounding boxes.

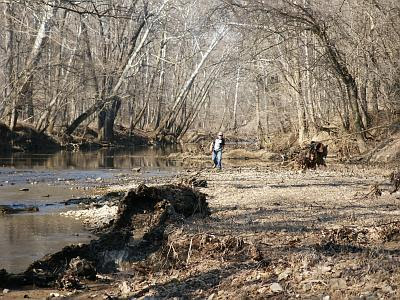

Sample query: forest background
[1,0,399,155]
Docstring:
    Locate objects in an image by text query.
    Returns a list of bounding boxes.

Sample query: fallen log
[0,205,39,215]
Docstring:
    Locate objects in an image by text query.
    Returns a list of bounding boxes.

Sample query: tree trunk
[271,1,368,152]
[369,79,380,118]
[296,92,307,145]
[232,67,240,131]
[3,3,15,122]
[24,81,34,123]
[154,39,166,129]
[9,103,18,130]
[9,1,58,130]
[132,41,164,129]
[177,67,219,139]
[64,8,155,136]
[313,19,368,152]
[302,30,316,133]
[256,76,265,149]
[275,31,308,144]
[154,27,228,138]
[98,96,121,142]
[347,84,368,152]
[337,79,351,131]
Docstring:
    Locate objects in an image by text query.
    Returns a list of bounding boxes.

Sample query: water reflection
[0,213,93,273]
[0,146,182,170]
[0,146,182,273]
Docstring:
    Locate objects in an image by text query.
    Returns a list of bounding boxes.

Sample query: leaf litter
[1,163,400,299]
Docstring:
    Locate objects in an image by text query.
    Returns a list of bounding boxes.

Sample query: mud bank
[0,184,208,291]
[0,122,151,154]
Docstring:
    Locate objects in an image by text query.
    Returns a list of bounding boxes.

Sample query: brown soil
[2,160,400,299]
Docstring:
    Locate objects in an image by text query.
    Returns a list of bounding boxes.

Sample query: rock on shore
[61,202,118,229]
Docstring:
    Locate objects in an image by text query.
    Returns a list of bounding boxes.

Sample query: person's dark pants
[212,150,222,169]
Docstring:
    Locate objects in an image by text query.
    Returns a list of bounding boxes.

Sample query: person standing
[210,132,225,170]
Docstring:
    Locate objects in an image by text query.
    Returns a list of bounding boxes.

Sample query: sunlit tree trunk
[232,66,240,131]
[4,3,16,126]
[154,27,227,138]
[9,1,58,130]
[36,10,73,133]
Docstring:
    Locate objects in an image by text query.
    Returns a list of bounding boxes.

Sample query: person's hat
[218,132,223,136]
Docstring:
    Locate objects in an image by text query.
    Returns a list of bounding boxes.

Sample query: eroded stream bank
[0,183,209,289]
[0,147,182,274]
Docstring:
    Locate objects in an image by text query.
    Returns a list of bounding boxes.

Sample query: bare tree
[4,1,59,130]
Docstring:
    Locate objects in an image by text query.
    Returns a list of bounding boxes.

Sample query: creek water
[0,146,181,273]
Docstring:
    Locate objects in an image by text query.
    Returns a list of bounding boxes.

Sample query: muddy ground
[1,160,400,299]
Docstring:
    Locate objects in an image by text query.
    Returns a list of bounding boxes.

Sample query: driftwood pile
[320,221,400,251]
[147,231,264,270]
[390,171,400,194]
[295,141,328,170]
[283,141,328,170]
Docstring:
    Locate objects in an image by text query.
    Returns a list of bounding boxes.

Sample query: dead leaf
[270,282,283,293]
[278,268,291,281]
[330,278,347,290]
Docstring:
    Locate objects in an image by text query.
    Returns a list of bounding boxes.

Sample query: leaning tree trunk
[320,27,368,152]
[326,45,367,152]
[176,66,220,139]
[154,27,228,139]
[305,9,368,152]
[63,12,152,136]
[36,11,81,133]
[271,1,368,152]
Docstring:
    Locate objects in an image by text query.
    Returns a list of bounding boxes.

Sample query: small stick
[186,238,193,265]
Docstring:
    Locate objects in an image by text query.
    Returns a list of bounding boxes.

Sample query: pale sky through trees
[0,0,398,148]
